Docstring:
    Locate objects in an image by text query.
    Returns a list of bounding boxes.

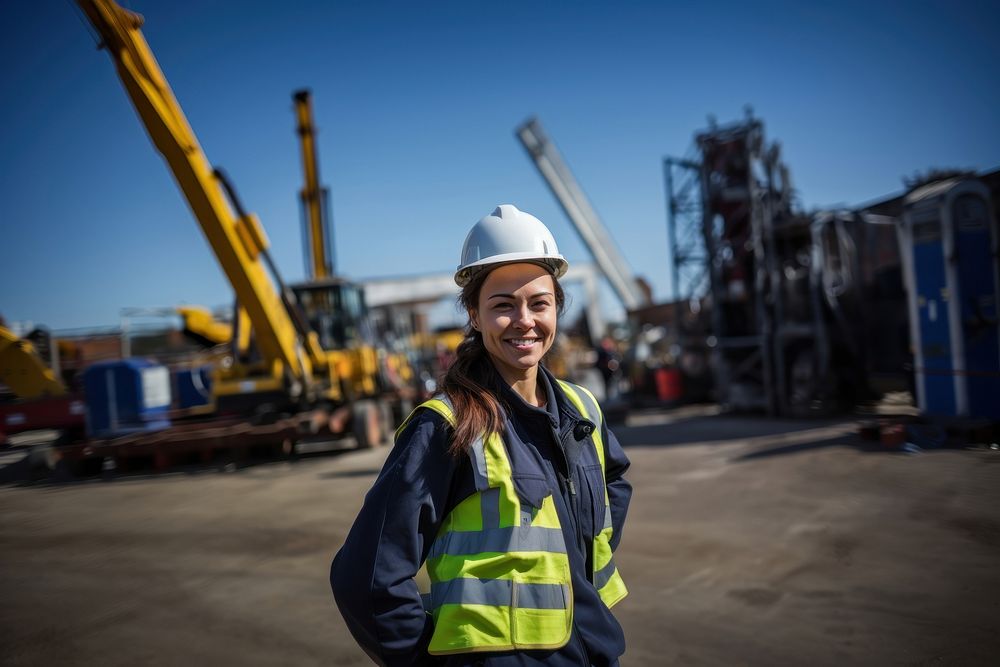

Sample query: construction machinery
[665,111,918,415]
[517,117,651,314]
[175,305,238,349]
[293,89,335,282]
[667,112,850,413]
[289,88,415,405]
[0,325,67,400]
[692,114,801,413]
[74,0,401,445]
[518,118,672,403]
[0,325,86,446]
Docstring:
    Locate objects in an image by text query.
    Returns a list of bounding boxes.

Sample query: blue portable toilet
[83,359,172,438]
[898,178,1000,418]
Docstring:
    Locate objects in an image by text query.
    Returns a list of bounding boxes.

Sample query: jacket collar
[481,360,594,438]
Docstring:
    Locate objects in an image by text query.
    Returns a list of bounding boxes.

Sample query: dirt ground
[1,406,998,666]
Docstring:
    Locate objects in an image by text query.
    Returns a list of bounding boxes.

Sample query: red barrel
[654,367,682,401]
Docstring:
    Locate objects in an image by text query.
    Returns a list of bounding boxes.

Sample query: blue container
[899,178,1000,418]
[174,365,213,409]
[83,359,172,438]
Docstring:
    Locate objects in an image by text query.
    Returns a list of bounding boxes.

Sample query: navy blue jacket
[331,362,632,666]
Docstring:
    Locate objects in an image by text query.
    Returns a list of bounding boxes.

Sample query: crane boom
[293,89,334,280]
[76,0,323,396]
[516,117,648,310]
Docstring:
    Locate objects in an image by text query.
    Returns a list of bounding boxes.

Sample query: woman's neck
[491,360,545,407]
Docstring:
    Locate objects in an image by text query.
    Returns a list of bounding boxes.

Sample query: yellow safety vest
[397,381,627,655]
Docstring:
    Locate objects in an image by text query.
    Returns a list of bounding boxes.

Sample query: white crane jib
[516,117,649,311]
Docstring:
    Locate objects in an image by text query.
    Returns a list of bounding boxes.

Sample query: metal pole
[516,117,647,310]
[664,158,680,303]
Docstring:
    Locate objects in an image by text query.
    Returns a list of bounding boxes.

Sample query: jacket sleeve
[602,423,632,552]
[330,411,459,667]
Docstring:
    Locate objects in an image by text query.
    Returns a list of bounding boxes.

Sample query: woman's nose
[513,305,534,329]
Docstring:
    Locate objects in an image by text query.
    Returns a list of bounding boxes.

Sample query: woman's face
[470,263,558,380]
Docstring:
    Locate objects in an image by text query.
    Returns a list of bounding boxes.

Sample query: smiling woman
[473,264,559,404]
[331,205,632,666]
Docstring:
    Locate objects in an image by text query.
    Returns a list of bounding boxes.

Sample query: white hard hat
[455,204,569,287]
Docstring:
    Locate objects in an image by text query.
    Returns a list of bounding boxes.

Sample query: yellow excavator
[75,0,405,443]
[0,325,86,446]
[0,325,66,400]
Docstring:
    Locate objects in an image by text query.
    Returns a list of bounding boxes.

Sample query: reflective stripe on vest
[555,381,628,609]
[397,383,627,655]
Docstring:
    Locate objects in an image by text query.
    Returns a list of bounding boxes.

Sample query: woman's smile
[506,337,541,350]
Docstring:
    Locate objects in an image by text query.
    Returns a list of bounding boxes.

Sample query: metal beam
[516,117,647,310]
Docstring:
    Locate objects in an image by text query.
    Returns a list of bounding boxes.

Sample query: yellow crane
[293,89,334,281]
[75,0,357,417]
[288,88,413,403]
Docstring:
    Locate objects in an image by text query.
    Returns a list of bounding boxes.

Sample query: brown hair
[439,266,565,456]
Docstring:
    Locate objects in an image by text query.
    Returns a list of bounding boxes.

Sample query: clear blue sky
[2,0,998,331]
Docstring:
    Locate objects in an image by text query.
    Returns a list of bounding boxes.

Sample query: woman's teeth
[508,338,538,346]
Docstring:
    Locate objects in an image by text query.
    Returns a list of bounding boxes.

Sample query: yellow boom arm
[293,89,333,280]
[76,0,327,398]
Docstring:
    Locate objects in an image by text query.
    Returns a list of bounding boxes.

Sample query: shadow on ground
[614,410,850,449]
[728,432,917,462]
[0,445,356,488]
[317,467,383,480]
[613,407,957,461]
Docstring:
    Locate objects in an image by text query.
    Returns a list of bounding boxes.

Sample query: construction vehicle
[288,88,411,405]
[0,325,86,446]
[0,325,67,400]
[74,0,401,446]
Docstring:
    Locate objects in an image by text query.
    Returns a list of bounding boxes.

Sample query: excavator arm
[76,0,331,401]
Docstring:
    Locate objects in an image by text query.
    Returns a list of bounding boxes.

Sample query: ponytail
[439,330,505,457]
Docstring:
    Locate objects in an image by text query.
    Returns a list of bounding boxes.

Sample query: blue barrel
[83,359,172,438]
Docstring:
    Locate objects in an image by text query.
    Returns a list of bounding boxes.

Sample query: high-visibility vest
[396,381,627,655]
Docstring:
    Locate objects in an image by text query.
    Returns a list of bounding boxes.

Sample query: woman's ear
[469,310,480,331]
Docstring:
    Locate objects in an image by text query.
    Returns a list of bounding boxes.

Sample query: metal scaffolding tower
[666,112,812,414]
[663,155,707,302]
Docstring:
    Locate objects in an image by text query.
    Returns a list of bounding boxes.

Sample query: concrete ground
[1,406,998,666]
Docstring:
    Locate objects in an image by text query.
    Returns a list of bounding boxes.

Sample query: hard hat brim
[454,253,569,287]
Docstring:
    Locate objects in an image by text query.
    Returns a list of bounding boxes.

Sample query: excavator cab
[291,277,372,351]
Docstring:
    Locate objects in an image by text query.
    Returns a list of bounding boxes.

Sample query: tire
[351,400,379,449]
[377,400,394,444]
